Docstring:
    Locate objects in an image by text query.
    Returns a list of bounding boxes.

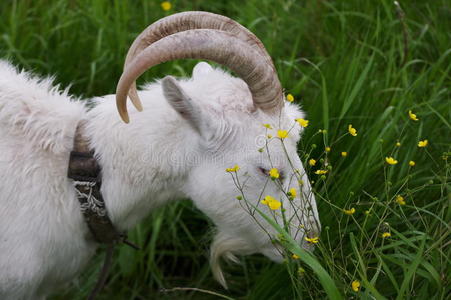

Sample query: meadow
[0,0,449,299]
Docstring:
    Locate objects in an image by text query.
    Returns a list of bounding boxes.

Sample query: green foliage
[1,0,449,299]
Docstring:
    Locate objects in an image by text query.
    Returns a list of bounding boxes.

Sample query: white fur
[0,60,320,299]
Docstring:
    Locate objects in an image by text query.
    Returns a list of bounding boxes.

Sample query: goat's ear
[193,62,213,78]
[162,76,206,134]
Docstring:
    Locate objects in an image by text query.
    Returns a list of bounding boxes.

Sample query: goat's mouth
[259,242,284,263]
[260,237,317,263]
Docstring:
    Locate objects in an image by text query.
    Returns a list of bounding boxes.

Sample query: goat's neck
[85,94,195,230]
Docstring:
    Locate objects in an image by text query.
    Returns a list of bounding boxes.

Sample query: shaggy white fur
[0,60,320,299]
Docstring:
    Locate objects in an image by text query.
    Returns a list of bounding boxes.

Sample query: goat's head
[116,11,320,288]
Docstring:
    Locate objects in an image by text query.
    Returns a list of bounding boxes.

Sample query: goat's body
[0,59,319,298]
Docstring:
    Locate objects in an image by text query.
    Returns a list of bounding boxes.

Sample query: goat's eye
[257,167,269,176]
[257,167,285,181]
[279,172,285,181]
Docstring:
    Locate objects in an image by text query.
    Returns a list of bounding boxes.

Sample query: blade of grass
[395,235,426,299]
[252,204,344,300]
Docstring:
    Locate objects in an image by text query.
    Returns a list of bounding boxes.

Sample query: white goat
[0,12,320,299]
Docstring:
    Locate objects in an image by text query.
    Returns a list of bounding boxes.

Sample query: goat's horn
[116,29,282,123]
[123,11,276,114]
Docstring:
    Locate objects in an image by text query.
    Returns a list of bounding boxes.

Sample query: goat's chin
[209,232,256,289]
[209,232,290,289]
[209,232,318,288]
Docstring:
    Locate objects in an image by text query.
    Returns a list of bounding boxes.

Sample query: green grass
[1,0,449,299]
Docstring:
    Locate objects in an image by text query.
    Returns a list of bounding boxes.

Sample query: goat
[0,11,320,299]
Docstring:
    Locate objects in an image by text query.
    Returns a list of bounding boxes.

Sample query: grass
[1,0,450,299]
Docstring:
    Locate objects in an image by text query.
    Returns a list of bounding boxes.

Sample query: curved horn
[116,29,282,123]
[123,11,276,112]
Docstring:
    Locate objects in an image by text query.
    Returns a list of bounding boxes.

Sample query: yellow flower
[308,159,316,166]
[351,280,361,292]
[408,110,419,121]
[344,207,356,215]
[286,93,294,102]
[325,146,331,152]
[396,195,406,205]
[409,160,415,167]
[277,130,289,139]
[269,168,280,179]
[396,141,401,147]
[292,254,300,259]
[341,151,348,157]
[263,123,272,129]
[348,124,357,136]
[260,195,273,205]
[261,195,282,210]
[295,118,309,127]
[288,187,297,198]
[160,1,172,11]
[314,170,328,175]
[385,157,398,165]
[418,139,428,147]
[226,165,240,172]
[305,236,319,244]
[267,134,273,138]
[382,232,391,238]
[268,201,281,210]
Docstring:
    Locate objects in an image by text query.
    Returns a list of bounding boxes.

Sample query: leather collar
[67,122,139,299]
[67,121,132,246]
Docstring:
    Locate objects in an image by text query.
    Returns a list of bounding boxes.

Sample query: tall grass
[1,0,449,299]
